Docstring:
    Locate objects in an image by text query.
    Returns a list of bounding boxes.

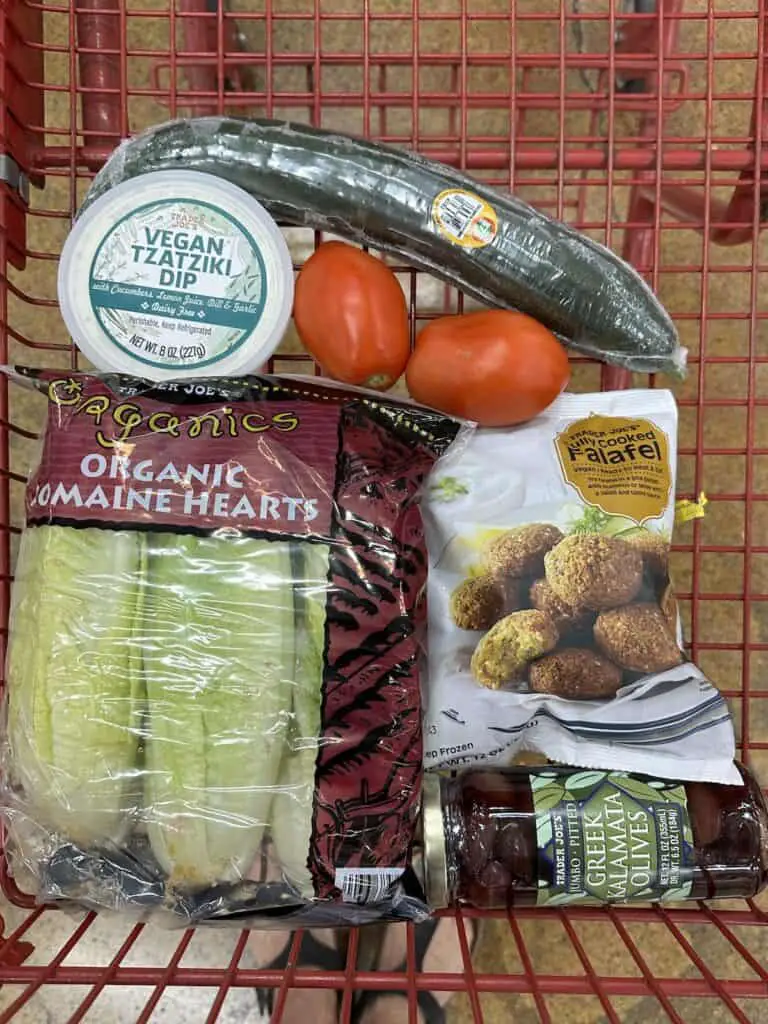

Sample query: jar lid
[58,170,294,381]
[421,774,449,909]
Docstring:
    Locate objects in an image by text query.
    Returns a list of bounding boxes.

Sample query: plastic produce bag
[423,390,738,784]
[1,368,465,925]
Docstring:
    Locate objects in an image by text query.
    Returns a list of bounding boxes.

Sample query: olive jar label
[554,414,672,524]
[532,769,695,906]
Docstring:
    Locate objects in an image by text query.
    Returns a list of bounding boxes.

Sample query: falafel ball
[450,575,506,631]
[594,602,683,673]
[544,534,643,611]
[625,531,669,580]
[486,524,563,579]
[529,578,594,634]
[529,648,623,700]
[471,610,558,689]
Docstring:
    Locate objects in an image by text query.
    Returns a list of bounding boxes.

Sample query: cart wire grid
[1,0,768,1020]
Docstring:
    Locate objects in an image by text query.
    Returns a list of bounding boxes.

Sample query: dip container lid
[58,170,294,380]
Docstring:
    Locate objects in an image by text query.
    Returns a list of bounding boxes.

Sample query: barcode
[335,868,404,905]
[438,194,483,238]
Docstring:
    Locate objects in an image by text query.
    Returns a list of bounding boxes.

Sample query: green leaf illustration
[568,506,612,535]
[565,770,607,795]
[429,476,469,503]
[661,886,692,904]
[541,891,578,908]
[537,818,553,847]
[533,782,566,813]
[612,777,656,803]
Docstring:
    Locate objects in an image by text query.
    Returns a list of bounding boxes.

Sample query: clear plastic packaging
[1,368,465,926]
[79,118,686,377]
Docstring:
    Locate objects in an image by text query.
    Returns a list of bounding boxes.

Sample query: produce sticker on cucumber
[431,189,498,248]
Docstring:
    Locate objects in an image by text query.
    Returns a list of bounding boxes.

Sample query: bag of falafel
[423,389,739,785]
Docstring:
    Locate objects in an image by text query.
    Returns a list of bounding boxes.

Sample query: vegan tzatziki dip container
[58,170,294,380]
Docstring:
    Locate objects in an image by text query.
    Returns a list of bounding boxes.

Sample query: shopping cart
[1,0,767,1019]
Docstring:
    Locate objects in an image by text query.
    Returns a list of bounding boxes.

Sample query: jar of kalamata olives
[422,764,768,909]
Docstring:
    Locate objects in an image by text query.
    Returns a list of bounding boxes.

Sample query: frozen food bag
[424,389,738,784]
[0,368,466,925]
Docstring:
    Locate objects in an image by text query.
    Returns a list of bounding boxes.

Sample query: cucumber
[82,118,683,376]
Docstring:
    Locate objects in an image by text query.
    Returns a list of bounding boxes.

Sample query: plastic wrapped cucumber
[82,117,684,376]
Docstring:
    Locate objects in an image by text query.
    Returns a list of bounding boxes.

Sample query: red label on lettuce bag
[28,375,340,538]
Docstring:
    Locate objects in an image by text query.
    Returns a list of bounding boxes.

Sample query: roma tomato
[406,310,570,426]
[293,241,410,390]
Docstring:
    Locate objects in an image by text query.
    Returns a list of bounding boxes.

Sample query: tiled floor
[0,906,263,1022]
[2,0,768,1019]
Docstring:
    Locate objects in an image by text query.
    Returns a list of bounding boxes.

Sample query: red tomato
[406,310,570,426]
[293,242,410,390]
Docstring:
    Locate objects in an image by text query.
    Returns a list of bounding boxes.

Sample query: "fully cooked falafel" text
[563,430,662,465]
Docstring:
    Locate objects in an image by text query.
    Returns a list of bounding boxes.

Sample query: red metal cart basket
[1,0,768,1019]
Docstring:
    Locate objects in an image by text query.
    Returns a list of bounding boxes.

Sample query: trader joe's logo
[555,414,671,524]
